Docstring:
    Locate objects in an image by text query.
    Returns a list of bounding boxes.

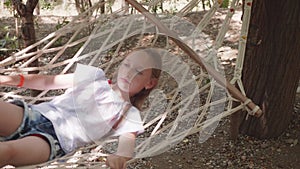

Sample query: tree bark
[12,0,38,52]
[239,0,300,138]
[100,0,105,14]
[75,0,92,13]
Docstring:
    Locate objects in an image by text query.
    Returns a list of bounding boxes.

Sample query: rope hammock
[0,0,262,168]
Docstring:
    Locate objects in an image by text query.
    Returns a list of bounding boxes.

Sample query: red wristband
[17,74,25,87]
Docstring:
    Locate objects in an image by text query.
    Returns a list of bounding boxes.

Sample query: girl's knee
[0,142,15,166]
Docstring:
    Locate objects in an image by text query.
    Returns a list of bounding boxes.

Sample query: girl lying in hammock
[0,48,162,169]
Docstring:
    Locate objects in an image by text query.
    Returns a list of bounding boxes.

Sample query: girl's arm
[106,132,136,169]
[0,74,74,90]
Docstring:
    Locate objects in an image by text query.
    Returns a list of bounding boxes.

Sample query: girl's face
[117,51,158,96]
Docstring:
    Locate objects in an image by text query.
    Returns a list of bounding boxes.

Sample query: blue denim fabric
[0,100,65,160]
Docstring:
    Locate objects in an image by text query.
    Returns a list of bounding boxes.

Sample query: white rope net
[0,0,260,168]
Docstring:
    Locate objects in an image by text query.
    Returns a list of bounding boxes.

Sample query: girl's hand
[106,154,131,169]
[107,132,135,168]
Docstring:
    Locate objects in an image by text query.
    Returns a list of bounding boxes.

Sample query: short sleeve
[74,63,106,85]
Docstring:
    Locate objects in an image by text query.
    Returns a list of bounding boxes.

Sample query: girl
[0,48,162,169]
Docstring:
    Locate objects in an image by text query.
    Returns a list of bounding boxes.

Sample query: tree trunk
[12,0,39,96]
[12,0,38,50]
[238,0,300,138]
[100,0,105,14]
[75,0,92,13]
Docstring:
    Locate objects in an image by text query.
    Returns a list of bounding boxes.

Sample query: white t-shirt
[31,64,144,153]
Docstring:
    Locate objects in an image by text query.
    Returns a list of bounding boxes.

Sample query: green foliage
[40,0,54,10]
[3,0,14,13]
[220,0,230,8]
[0,26,19,53]
[3,0,12,8]
[3,0,54,12]
[55,17,70,30]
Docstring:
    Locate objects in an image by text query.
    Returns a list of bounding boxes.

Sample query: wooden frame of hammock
[125,0,262,117]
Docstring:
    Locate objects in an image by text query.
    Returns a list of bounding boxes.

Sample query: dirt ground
[133,112,300,169]
[1,4,299,169]
[131,10,300,169]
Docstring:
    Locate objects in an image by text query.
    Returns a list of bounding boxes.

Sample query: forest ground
[0,4,299,169]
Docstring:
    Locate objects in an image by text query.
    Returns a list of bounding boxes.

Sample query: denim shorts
[0,100,66,160]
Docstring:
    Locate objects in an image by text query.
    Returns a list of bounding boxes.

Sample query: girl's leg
[0,136,50,167]
[0,100,24,136]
